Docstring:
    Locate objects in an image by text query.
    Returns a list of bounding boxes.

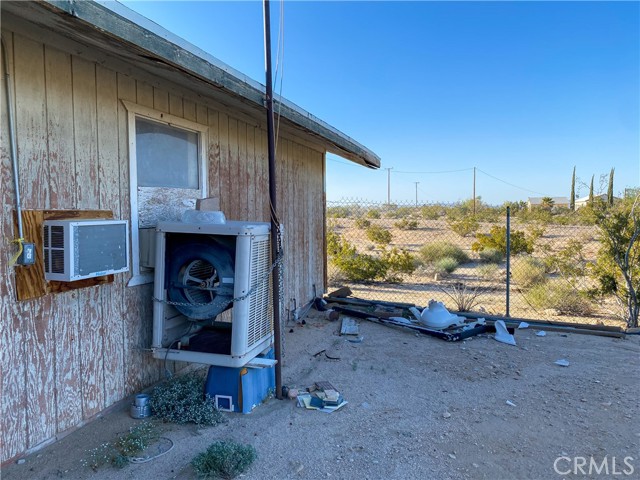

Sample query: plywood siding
[0,29,326,463]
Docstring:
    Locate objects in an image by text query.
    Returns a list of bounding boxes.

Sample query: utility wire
[476,168,547,195]
[273,0,285,156]
[393,167,474,175]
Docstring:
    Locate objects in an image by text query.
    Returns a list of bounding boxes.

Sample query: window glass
[135,117,199,188]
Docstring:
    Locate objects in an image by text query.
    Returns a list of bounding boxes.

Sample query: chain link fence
[326,198,624,327]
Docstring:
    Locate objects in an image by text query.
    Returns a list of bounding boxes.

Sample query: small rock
[295,464,305,474]
[506,400,517,407]
[16,459,25,465]
[449,453,457,460]
[554,359,570,367]
[473,463,480,468]
[443,411,452,419]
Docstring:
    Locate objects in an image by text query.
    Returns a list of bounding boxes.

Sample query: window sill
[127,272,154,287]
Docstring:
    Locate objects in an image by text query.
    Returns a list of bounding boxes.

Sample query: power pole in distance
[385,167,392,205]
[414,182,419,206]
[473,166,476,216]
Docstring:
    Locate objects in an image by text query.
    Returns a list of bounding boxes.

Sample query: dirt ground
[3,310,639,480]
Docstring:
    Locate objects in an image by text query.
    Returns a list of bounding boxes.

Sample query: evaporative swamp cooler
[152,220,275,368]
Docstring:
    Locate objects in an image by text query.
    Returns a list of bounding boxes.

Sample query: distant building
[527,197,570,211]
[575,194,621,209]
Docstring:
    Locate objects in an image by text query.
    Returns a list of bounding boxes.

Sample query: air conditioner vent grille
[50,226,64,248]
[51,250,65,274]
[246,237,272,349]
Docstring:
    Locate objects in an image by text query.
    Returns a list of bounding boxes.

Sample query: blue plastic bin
[204,349,275,414]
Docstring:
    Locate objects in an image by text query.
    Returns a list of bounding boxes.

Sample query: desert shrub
[192,441,256,479]
[83,421,158,470]
[419,242,469,265]
[394,218,419,230]
[366,225,392,245]
[477,263,501,281]
[328,232,416,282]
[512,256,546,288]
[588,196,640,327]
[525,280,594,316]
[479,248,503,264]
[440,283,483,311]
[526,224,546,242]
[327,206,351,218]
[434,256,459,274]
[354,218,371,229]
[365,209,381,219]
[545,239,587,278]
[472,226,534,256]
[447,216,479,237]
[421,205,442,220]
[150,373,223,426]
[328,232,387,282]
[335,252,388,282]
[382,248,417,281]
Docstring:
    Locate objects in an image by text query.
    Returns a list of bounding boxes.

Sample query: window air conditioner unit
[152,220,274,368]
[43,219,130,281]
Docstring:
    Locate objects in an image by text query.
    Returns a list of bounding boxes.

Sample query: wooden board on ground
[14,209,114,301]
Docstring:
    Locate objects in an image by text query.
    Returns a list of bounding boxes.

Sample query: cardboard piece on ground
[340,317,359,335]
[196,197,221,211]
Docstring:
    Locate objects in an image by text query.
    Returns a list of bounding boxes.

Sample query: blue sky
[121,0,639,205]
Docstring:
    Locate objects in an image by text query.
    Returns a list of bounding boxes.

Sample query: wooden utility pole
[473,167,476,215]
[385,167,392,205]
[263,0,282,399]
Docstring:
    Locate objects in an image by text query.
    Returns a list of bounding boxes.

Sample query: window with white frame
[123,101,208,286]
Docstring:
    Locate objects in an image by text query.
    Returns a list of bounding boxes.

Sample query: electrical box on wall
[43,219,129,281]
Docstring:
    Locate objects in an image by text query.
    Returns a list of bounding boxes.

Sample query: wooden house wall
[0,29,325,462]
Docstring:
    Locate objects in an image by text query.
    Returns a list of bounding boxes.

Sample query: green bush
[479,248,503,264]
[150,373,223,426]
[526,224,546,242]
[447,216,479,237]
[83,421,158,471]
[354,218,371,229]
[394,218,419,230]
[328,232,415,283]
[434,256,459,274]
[192,441,256,479]
[366,225,392,245]
[472,226,534,256]
[525,280,594,316]
[512,256,547,288]
[327,206,351,218]
[421,205,442,220]
[477,263,501,281]
[545,239,586,278]
[365,209,381,219]
[382,247,417,281]
[419,242,469,265]
[335,252,388,282]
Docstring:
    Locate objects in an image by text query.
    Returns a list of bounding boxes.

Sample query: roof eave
[39,0,380,169]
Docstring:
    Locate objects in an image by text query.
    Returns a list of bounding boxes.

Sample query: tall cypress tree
[570,166,576,211]
[589,175,594,204]
[607,167,615,206]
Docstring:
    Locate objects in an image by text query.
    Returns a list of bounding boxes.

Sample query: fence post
[506,206,511,317]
